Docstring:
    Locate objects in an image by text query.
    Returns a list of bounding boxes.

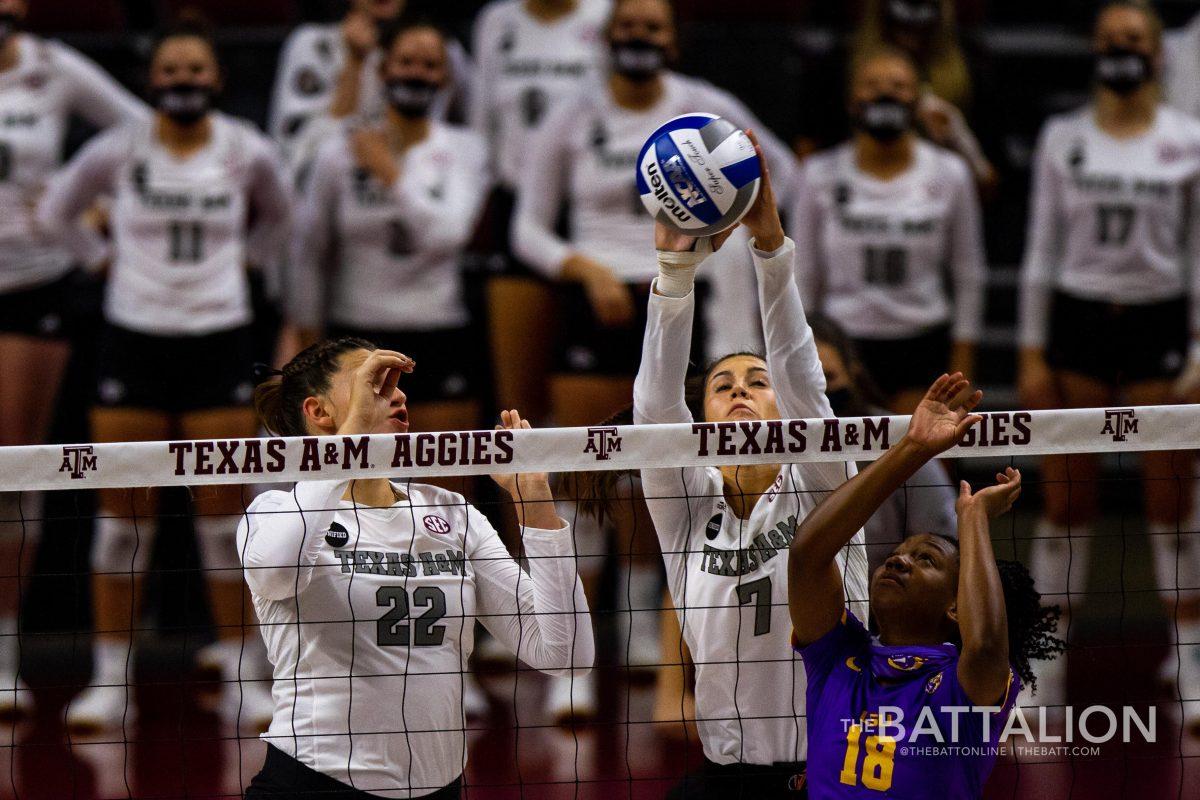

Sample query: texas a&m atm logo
[59,445,97,479]
[584,426,622,461]
[1102,408,1139,442]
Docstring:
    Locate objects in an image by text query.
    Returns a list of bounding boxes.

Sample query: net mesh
[0,407,1196,798]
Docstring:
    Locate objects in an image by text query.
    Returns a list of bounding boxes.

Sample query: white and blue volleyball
[636,113,761,236]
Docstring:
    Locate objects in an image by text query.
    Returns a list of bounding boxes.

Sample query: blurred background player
[636,140,869,797]
[243,340,592,799]
[789,46,986,414]
[37,18,291,732]
[1018,0,1200,731]
[269,0,470,164]
[0,0,146,716]
[471,0,610,426]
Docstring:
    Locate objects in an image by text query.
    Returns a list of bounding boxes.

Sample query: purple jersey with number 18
[796,610,1019,799]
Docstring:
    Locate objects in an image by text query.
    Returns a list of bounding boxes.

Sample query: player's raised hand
[339,349,414,435]
[739,129,784,252]
[956,467,1023,519]
[491,410,560,529]
[903,372,983,456]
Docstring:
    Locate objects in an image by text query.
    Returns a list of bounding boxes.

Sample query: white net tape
[11,405,1181,491]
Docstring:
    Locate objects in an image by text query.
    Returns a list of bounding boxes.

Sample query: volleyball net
[0,405,1196,798]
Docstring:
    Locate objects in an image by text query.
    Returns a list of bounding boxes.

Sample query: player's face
[1094,6,1159,60]
[310,349,409,436]
[608,0,675,54]
[870,533,959,641]
[353,0,405,24]
[850,54,919,108]
[150,37,221,94]
[381,27,448,88]
[702,355,780,423]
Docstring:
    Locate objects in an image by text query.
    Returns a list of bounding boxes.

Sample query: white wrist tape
[654,238,714,298]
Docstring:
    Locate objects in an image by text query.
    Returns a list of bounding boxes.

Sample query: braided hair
[931,534,1065,693]
[253,337,376,437]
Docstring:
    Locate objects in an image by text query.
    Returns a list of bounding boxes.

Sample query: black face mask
[1095,46,1153,95]
[0,13,20,47]
[384,78,439,118]
[826,387,856,417]
[855,96,913,143]
[153,83,214,125]
[610,38,667,81]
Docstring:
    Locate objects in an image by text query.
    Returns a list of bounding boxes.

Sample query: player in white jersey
[470,0,610,426]
[789,47,985,415]
[635,137,868,796]
[242,339,592,799]
[510,0,798,715]
[269,0,472,167]
[37,22,291,732]
[1017,1,1200,731]
[0,0,146,716]
[292,22,489,436]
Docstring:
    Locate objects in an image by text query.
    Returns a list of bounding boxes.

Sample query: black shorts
[1046,290,1187,385]
[667,759,807,800]
[95,324,255,413]
[555,282,709,378]
[327,325,480,403]
[0,273,74,340]
[245,744,462,800]
[851,325,951,398]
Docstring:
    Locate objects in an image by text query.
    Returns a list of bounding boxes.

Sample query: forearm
[329,56,365,119]
[956,505,1008,658]
[507,480,560,530]
[792,438,933,567]
[632,288,694,425]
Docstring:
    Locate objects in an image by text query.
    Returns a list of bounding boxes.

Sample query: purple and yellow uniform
[796,610,1019,799]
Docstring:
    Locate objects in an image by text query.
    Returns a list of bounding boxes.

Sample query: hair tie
[252,362,284,385]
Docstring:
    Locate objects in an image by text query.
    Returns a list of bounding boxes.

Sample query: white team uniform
[289,122,490,333]
[1018,105,1200,350]
[0,35,145,295]
[238,479,593,798]
[38,113,291,335]
[469,0,611,190]
[268,22,473,165]
[789,140,986,343]
[633,238,870,766]
[1165,13,1200,120]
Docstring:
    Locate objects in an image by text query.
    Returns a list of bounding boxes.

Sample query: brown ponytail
[253,337,376,437]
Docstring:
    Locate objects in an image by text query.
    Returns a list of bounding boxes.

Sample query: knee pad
[92,516,156,576]
[194,515,243,580]
[1150,525,1200,603]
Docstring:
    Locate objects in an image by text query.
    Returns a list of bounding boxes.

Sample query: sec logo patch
[423,515,451,534]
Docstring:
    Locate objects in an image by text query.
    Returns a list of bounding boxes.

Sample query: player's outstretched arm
[790,374,982,645]
[955,469,1021,705]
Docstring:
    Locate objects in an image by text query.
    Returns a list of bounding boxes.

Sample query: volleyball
[635,112,761,236]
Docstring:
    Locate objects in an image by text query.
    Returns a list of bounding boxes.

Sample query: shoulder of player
[243,487,301,516]
[797,144,847,186]
[1038,106,1089,147]
[670,72,744,113]
[214,114,279,159]
[474,0,523,36]
[917,140,973,184]
[1157,103,1200,141]
[430,121,486,152]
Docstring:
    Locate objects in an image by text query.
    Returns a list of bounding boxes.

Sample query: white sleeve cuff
[750,236,794,261]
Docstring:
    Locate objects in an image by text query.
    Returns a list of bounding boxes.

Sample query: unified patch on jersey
[325,521,349,548]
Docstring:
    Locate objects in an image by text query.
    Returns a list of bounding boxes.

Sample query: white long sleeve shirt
[38,113,291,335]
[469,0,610,190]
[788,140,987,342]
[238,479,593,798]
[0,35,146,293]
[511,71,798,282]
[1019,105,1200,349]
[633,238,869,766]
[268,23,473,165]
[289,123,490,332]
